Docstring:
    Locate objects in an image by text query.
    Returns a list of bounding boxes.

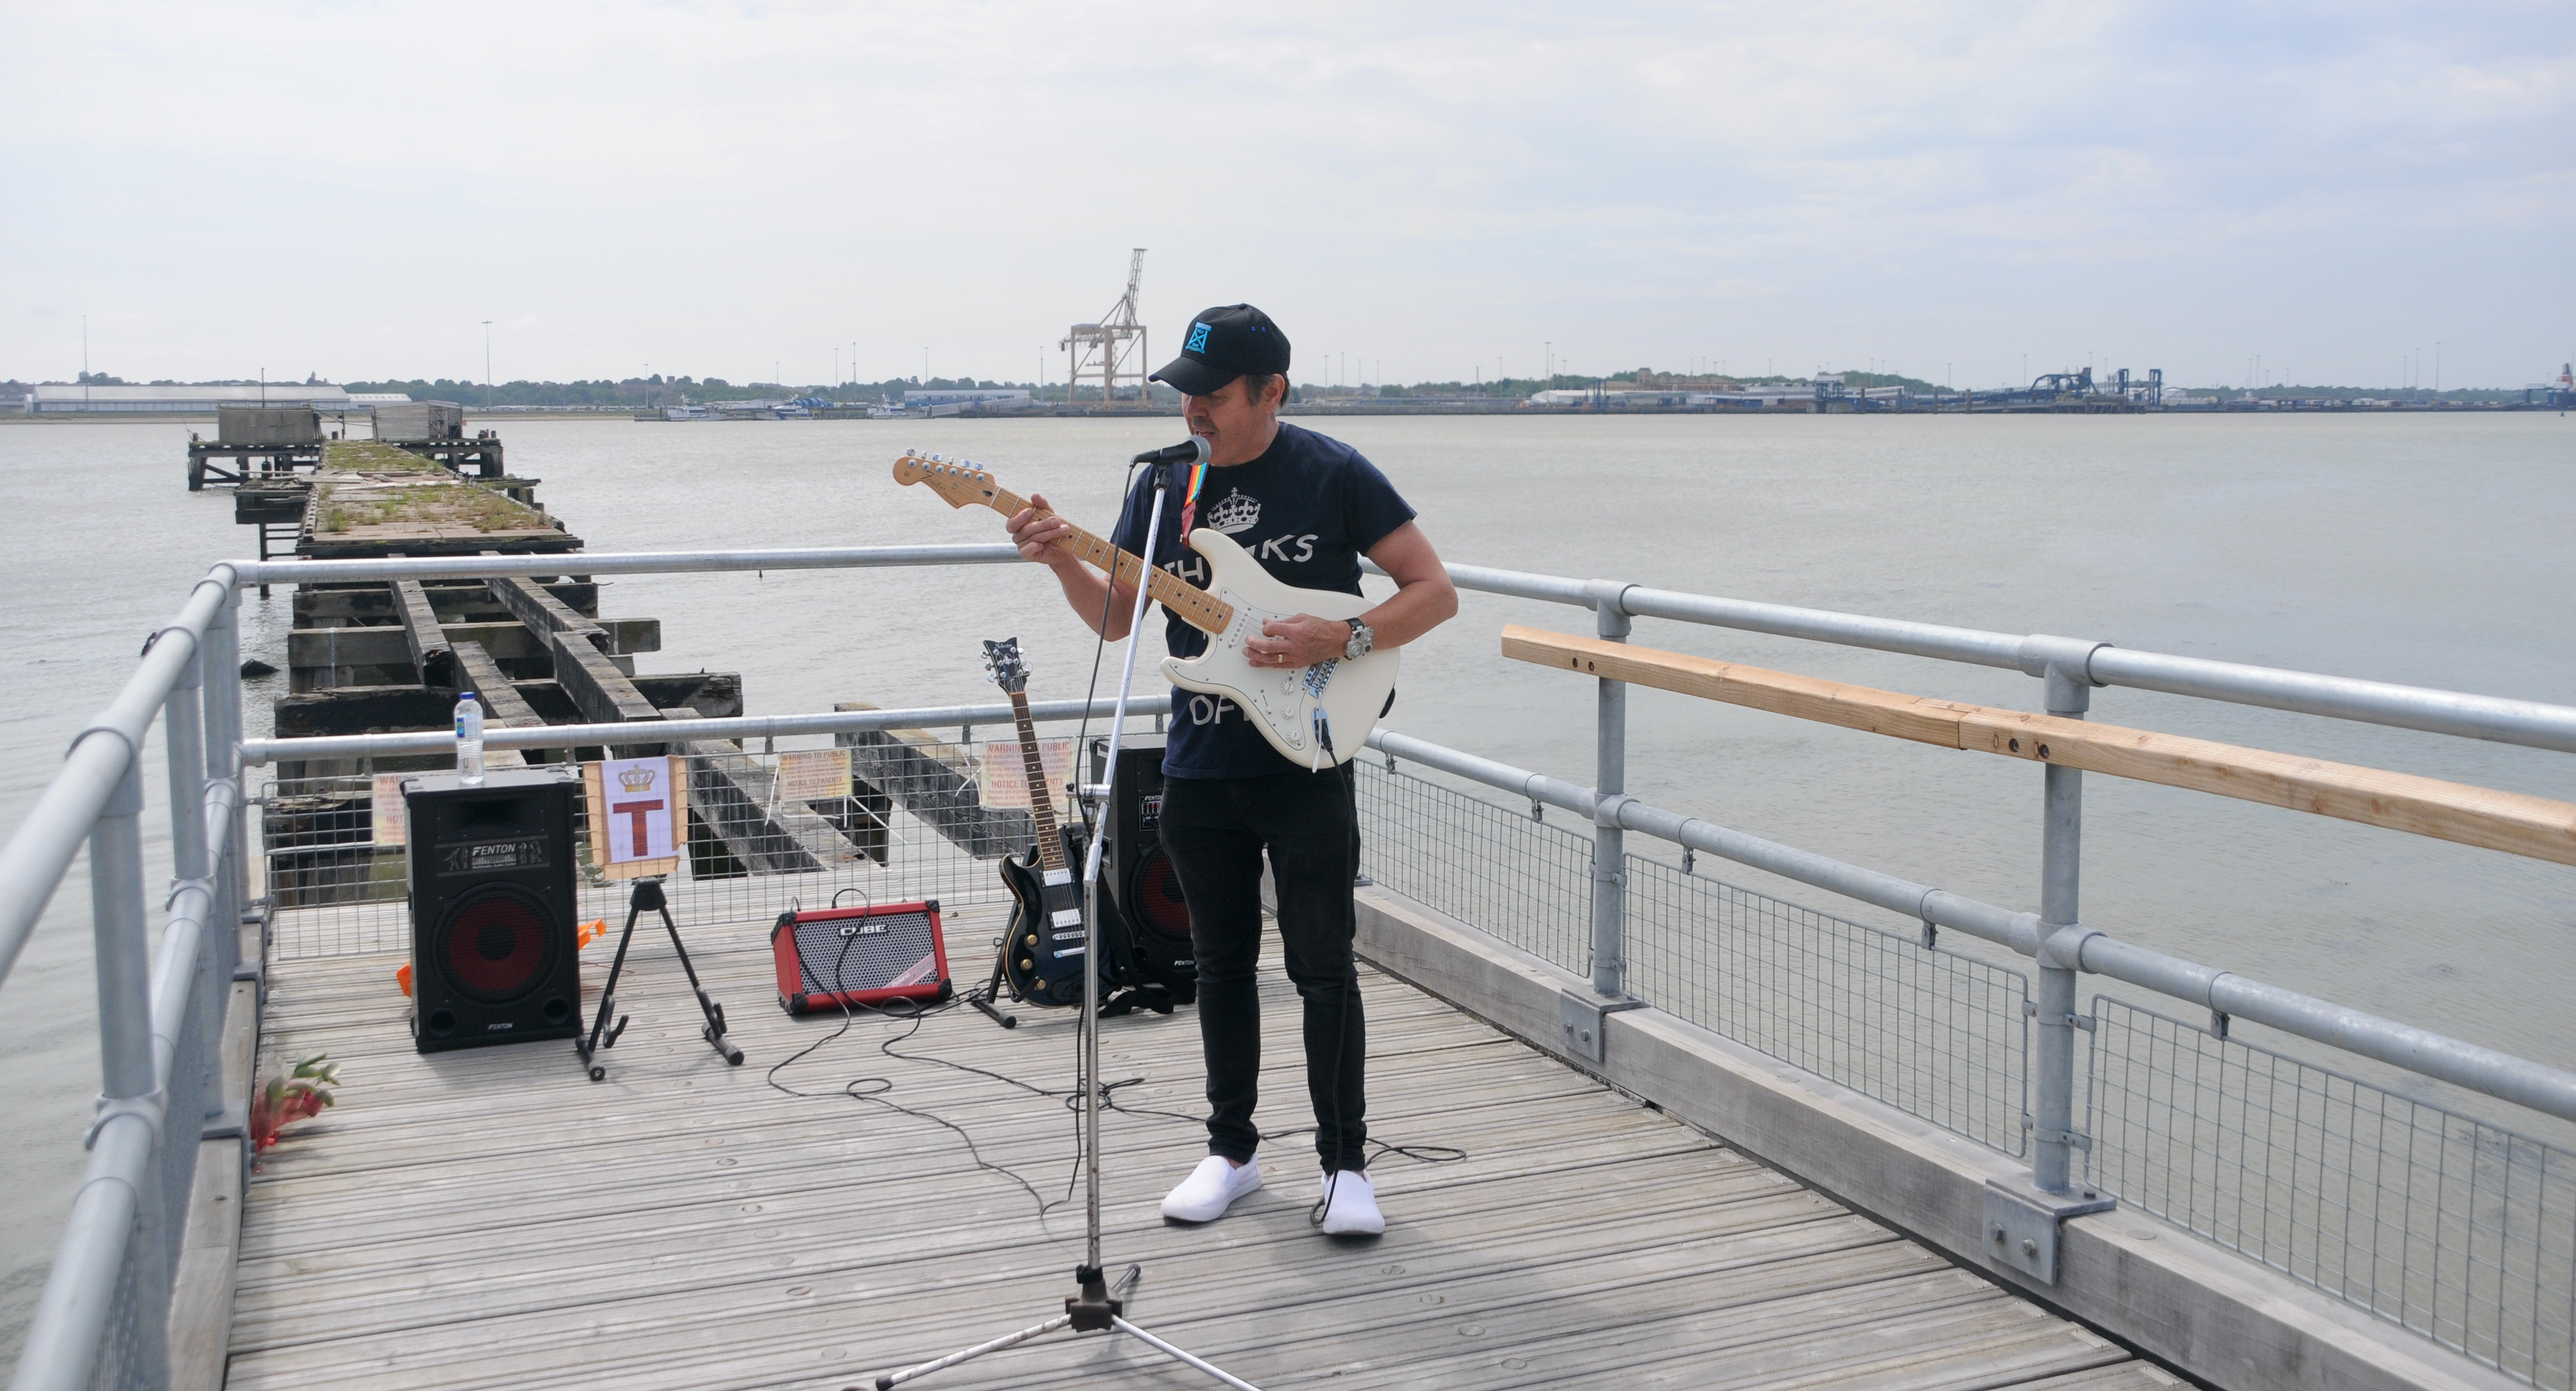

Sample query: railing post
[88,753,174,1382]
[1555,581,1647,1066]
[2032,663,2088,1194]
[161,640,229,1148]
[202,584,250,978]
[1587,581,1633,999]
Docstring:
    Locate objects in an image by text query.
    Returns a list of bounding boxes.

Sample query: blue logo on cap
[1185,322,1212,353]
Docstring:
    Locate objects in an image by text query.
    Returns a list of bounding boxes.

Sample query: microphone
[1132,437,1212,466]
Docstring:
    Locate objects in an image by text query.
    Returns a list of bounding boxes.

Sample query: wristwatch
[1343,617,1375,661]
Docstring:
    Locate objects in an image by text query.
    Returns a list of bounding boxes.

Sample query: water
[2,410,2570,1354]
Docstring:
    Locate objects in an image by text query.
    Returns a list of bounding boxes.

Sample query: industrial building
[17,384,410,415]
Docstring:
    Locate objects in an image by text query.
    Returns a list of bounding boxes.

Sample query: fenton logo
[618,765,658,792]
[1185,321,1212,353]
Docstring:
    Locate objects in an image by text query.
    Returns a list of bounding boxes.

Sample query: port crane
[1062,249,1149,407]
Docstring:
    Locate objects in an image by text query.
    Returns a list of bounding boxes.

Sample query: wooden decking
[231,894,2174,1390]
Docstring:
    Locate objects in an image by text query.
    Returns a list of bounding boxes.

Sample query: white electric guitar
[894,452,1397,769]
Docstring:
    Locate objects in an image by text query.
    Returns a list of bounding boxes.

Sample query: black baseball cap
[1150,304,1292,397]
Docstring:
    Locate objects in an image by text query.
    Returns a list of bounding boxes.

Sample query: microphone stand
[868,450,1260,1391]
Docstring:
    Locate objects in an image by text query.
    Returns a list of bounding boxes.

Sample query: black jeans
[1158,764,1367,1172]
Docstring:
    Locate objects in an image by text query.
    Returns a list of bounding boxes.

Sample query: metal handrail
[1375,559,2576,755]
[10,536,2576,1389]
[1365,728,2576,1126]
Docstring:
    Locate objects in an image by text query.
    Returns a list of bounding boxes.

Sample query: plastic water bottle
[455,692,485,787]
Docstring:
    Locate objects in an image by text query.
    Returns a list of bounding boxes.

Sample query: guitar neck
[1006,691,1066,873]
[981,484,1234,637]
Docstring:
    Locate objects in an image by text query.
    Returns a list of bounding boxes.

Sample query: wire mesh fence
[2087,997,2576,1389]
[259,724,1147,959]
[1353,757,1596,977]
[1353,758,2031,1156]
[1623,855,2032,1157]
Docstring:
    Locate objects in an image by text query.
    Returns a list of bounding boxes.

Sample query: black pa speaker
[402,768,583,1052]
[1090,734,1195,1003]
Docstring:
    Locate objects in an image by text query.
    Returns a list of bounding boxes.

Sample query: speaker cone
[436,884,560,1003]
[1125,845,1192,947]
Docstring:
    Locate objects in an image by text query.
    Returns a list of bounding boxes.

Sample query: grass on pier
[314,440,550,538]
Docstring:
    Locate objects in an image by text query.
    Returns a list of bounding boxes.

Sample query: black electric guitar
[985,640,1093,1008]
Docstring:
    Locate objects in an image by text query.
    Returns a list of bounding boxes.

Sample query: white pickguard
[1159,530,1399,770]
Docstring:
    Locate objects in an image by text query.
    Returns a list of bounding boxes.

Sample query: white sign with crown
[583,755,687,874]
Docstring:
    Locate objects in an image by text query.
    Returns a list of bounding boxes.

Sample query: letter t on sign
[611,799,664,859]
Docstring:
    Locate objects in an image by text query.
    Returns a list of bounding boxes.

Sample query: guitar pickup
[1044,868,1073,886]
[1051,908,1083,928]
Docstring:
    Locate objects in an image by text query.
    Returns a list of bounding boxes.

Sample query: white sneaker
[1161,1156,1263,1223]
[1319,1169,1384,1236]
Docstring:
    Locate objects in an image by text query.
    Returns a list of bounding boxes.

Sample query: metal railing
[7,540,2576,1388]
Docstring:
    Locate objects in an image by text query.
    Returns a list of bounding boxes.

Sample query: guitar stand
[967,932,1019,1030]
[577,876,745,1081]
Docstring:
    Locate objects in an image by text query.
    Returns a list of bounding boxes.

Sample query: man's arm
[1007,492,1140,641]
[1242,521,1459,668]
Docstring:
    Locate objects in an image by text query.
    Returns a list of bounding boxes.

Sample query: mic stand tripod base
[868,1265,1260,1391]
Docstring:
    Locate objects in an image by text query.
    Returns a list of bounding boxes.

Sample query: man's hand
[1245,614,1350,670]
[1006,493,1080,569]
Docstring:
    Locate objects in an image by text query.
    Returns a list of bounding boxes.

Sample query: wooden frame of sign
[581,756,690,880]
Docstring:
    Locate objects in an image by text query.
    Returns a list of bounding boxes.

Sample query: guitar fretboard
[982,480,1235,637]
[1006,691,1065,873]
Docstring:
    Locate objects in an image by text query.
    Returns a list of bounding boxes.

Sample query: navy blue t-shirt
[1108,422,1415,779]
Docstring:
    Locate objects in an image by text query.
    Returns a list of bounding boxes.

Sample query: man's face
[1182,377,1279,465]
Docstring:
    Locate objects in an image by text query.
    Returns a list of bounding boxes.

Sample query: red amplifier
[771,900,952,1015]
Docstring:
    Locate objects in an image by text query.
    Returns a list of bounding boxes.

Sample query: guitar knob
[1025,933,1039,947]
[1019,959,1034,971]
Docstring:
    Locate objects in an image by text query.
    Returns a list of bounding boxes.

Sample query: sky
[2,1,2568,390]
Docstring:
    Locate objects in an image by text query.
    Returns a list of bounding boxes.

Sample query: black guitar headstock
[982,637,1028,695]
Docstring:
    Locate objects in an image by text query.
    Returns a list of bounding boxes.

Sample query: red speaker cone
[1127,846,1192,945]
[438,886,558,1002]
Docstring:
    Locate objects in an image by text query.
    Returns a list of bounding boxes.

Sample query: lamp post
[482,321,494,410]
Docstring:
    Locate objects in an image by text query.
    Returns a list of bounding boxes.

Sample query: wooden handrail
[1502,625,2576,868]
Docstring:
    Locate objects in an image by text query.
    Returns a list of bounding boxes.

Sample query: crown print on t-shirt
[1204,488,1261,535]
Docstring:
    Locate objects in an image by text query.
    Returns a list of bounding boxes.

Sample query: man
[1005,303,1457,1237]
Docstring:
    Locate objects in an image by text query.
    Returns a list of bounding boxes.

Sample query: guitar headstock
[982,637,1029,695]
[892,450,1002,511]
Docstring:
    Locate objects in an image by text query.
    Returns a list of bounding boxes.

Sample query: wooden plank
[835,702,1027,859]
[548,629,665,756]
[285,619,659,668]
[1501,625,1974,748]
[389,580,454,688]
[678,740,866,873]
[292,581,597,623]
[1504,625,2576,867]
[452,641,539,771]
[487,576,604,644]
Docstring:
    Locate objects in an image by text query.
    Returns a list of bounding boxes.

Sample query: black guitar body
[997,825,1093,1007]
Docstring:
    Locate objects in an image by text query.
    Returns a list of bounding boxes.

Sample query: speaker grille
[790,908,941,997]
[434,883,561,1004]
[1126,845,1192,946]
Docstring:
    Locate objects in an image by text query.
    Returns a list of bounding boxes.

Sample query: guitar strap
[1176,461,1208,541]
